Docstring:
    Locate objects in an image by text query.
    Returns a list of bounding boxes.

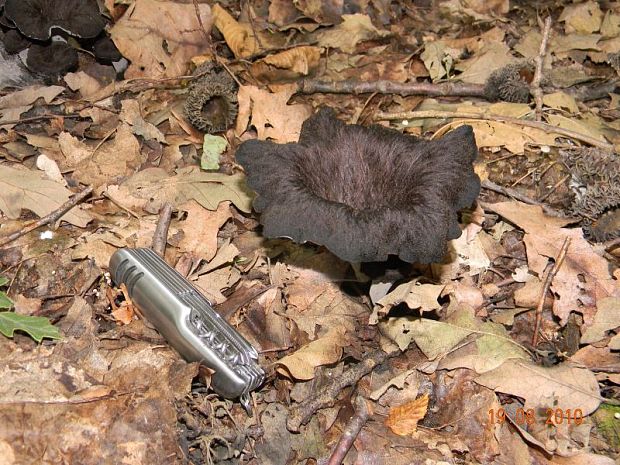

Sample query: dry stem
[326,396,372,465]
[532,17,552,121]
[374,110,614,151]
[0,186,93,248]
[286,350,396,432]
[152,202,173,257]
[533,237,571,346]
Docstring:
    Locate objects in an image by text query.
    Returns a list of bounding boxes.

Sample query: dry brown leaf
[559,1,603,34]
[250,46,321,82]
[64,72,103,98]
[456,41,515,84]
[72,123,145,191]
[295,0,344,24]
[119,99,166,143]
[58,132,93,168]
[235,84,312,142]
[316,14,389,53]
[438,119,558,154]
[462,0,508,15]
[475,359,601,416]
[106,166,253,214]
[178,200,232,262]
[268,0,300,26]
[384,394,429,436]
[0,165,92,227]
[580,297,620,344]
[110,0,212,78]
[487,201,620,325]
[371,280,445,324]
[0,85,64,128]
[276,328,346,380]
[212,3,261,59]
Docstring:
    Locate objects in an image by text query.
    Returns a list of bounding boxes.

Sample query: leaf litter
[0,1,619,464]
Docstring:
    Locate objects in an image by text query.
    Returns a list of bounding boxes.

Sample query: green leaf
[0,291,12,309]
[0,276,8,287]
[0,312,61,343]
[201,135,228,170]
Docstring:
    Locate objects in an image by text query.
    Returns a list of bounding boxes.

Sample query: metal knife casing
[109,248,264,404]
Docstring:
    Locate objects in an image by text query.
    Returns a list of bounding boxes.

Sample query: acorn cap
[5,0,106,40]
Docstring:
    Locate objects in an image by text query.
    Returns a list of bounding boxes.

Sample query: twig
[532,237,571,346]
[297,79,486,98]
[0,186,93,248]
[481,180,565,217]
[374,110,614,151]
[327,396,372,465]
[102,192,140,218]
[537,174,569,202]
[0,113,81,127]
[532,17,552,121]
[605,236,620,252]
[152,202,173,257]
[286,350,397,432]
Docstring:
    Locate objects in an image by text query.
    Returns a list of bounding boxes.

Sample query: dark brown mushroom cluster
[0,0,121,77]
[236,108,480,263]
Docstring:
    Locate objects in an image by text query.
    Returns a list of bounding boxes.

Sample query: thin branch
[0,186,93,248]
[297,79,486,98]
[532,17,552,121]
[152,202,173,257]
[533,237,571,346]
[286,350,397,432]
[374,110,614,151]
[0,113,81,127]
[480,180,565,217]
[327,396,372,465]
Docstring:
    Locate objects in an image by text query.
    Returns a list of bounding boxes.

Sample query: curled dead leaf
[385,394,429,436]
[251,46,322,82]
[212,4,261,59]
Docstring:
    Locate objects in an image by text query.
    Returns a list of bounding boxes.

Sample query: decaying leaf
[0,85,64,128]
[487,201,620,325]
[178,200,232,262]
[251,46,322,82]
[120,99,166,143]
[580,297,620,344]
[0,165,92,227]
[475,359,601,416]
[235,85,313,142]
[560,1,603,34]
[212,4,262,58]
[371,280,445,324]
[72,123,145,190]
[110,0,213,78]
[276,328,347,380]
[385,394,429,436]
[316,14,390,54]
[106,166,253,213]
[380,303,529,372]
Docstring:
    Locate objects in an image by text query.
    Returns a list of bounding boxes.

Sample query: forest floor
[0,0,618,464]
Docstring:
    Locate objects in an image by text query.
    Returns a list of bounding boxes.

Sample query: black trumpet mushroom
[236,108,480,264]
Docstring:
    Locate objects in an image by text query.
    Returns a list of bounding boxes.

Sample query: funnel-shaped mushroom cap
[5,0,106,40]
[26,42,78,75]
[236,108,480,263]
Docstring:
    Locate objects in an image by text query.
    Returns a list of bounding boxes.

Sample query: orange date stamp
[488,407,584,426]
